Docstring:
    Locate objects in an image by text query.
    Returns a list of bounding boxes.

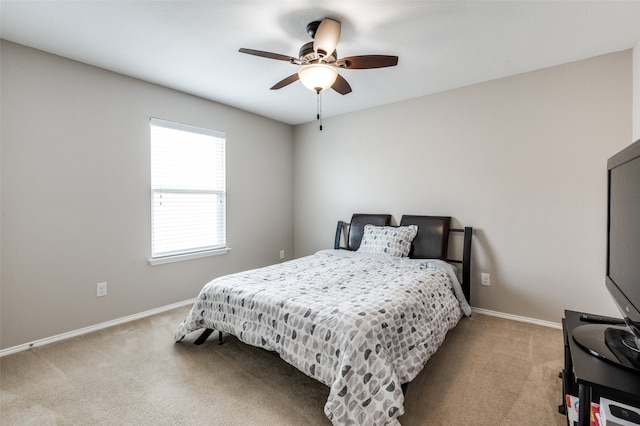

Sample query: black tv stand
[560,310,640,426]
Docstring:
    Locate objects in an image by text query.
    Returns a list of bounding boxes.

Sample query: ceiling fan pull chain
[317,90,323,131]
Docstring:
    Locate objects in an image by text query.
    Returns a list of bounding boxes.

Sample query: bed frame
[334,214,473,305]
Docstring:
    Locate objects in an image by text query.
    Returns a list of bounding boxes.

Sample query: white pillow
[357,224,418,257]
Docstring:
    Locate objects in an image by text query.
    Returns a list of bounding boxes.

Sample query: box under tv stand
[560,310,640,425]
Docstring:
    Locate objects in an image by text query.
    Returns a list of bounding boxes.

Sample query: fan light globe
[298,64,338,93]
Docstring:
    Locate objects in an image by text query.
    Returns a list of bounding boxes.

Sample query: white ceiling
[2,1,640,125]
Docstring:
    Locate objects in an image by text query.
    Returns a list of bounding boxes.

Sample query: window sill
[148,247,231,265]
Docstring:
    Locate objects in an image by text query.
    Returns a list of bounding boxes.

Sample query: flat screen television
[572,138,640,372]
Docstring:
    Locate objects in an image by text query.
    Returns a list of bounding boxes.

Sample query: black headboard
[399,215,450,259]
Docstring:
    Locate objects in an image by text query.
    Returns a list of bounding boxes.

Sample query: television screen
[608,152,640,316]
[607,140,640,356]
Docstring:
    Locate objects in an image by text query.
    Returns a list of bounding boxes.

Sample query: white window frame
[148,118,228,265]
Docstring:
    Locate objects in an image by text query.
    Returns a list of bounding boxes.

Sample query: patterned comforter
[175,249,471,425]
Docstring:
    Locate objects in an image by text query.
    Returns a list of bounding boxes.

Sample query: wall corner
[633,39,640,142]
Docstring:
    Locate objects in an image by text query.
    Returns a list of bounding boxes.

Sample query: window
[149,118,226,263]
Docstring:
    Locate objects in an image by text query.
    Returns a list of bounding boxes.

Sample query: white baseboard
[472,307,562,330]
[0,299,195,357]
[2,301,561,357]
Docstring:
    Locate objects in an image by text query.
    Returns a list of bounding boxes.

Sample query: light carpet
[1,307,566,425]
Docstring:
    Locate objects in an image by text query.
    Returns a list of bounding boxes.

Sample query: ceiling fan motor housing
[299,42,337,64]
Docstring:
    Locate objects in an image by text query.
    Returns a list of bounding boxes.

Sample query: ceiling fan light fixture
[297,64,338,93]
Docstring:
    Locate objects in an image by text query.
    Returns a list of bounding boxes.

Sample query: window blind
[150,118,226,259]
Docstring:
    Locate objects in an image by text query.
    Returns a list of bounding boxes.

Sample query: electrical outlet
[481,273,491,287]
[97,282,107,297]
[279,250,285,260]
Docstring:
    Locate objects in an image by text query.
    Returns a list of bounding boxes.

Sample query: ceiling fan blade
[338,55,399,69]
[313,18,341,57]
[270,73,300,90]
[239,48,297,63]
[331,74,352,95]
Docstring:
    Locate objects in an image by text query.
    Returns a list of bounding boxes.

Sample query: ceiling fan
[239,18,399,95]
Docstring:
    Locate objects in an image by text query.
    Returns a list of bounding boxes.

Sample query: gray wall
[1,41,294,349]
[293,51,632,324]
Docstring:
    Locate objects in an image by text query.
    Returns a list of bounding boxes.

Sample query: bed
[175,214,473,425]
